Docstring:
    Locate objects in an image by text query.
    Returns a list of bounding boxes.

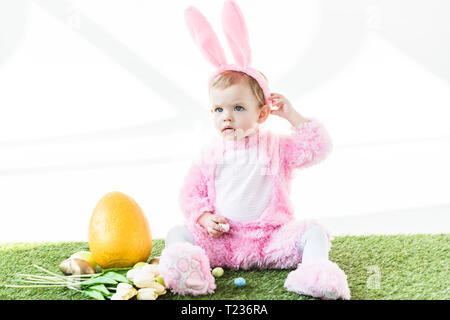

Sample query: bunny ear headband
[185,0,271,105]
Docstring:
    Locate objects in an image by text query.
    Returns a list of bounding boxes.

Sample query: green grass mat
[1,234,449,300]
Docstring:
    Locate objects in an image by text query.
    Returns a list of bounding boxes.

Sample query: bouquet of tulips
[4,255,166,300]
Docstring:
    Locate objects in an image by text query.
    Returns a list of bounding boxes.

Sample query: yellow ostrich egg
[88,191,152,269]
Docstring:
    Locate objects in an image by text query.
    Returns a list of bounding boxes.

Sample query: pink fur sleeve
[178,152,215,229]
[280,118,333,171]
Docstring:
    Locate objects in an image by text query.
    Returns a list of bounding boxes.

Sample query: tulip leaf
[79,275,118,287]
[88,284,111,297]
[83,288,105,300]
[102,271,131,284]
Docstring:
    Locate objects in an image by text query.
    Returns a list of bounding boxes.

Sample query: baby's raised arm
[270,92,333,171]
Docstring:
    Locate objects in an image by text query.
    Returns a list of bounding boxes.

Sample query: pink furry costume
[159,0,350,300]
[180,121,333,269]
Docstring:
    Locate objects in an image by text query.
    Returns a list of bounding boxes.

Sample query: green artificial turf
[0,234,449,300]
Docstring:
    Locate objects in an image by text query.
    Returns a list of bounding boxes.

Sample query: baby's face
[209,80,269,141]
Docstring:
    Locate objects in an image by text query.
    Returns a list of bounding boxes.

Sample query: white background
[0,0,449,242]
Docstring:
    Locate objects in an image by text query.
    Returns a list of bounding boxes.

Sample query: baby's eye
[234,105,245,111]
[214,107,223,112]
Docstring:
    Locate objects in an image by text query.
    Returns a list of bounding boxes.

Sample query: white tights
[165,225,195,247]
[298,226,330,264]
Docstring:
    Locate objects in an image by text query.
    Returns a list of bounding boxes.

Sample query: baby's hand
[269,93,295,120]
[198,212,229,238]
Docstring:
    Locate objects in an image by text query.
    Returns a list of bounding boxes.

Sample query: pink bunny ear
[185,6,228,68]
[222,0,252,67]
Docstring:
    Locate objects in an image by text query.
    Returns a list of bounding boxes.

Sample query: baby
[159,71,350,300]
[159,0,350,300]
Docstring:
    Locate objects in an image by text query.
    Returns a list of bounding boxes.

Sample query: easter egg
[234,277,246,287]
[218,223,230,232]
[155,275,165,287]
[212,267,224,278]
[88,191,152,269]
[70,251,98,269]
[133,262,147,269]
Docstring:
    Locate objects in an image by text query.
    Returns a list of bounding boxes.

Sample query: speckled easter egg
[212,267,224,277]
[88,191,152,269]
[234,277,246,287]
